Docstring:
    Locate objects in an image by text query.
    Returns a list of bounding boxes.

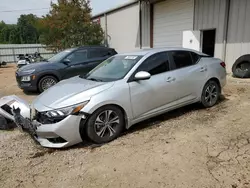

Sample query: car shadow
[70,95,228,151]
[0,65,13,69]
[0,64,11,67]
[23,90,40,96]
[123,95,228,136]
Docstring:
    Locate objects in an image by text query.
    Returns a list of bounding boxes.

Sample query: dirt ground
[1,64,250,188]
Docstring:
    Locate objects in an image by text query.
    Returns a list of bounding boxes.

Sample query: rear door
[168,50,208,103]
[128,52,177,119]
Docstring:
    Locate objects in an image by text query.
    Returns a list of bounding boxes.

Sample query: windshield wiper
[79,75,103,82]
[88,78,103,82]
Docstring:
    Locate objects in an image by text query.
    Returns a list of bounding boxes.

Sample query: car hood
[33,76,114,111]
[18,61,49,71]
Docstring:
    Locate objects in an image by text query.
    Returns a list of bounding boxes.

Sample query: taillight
[220,62,226,68]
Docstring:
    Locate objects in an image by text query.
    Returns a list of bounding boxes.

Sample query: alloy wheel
[204,83,218,106]
[41,78,57,91]
[94,110,120,138]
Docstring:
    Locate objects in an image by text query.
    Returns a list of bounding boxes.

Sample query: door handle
[200,67,207,72]
[166,77,176,82]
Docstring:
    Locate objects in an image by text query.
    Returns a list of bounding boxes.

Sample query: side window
[88,48,112,59]
[137,52,169,76]
[67,50,87,63]
[109,49,117,55]
[100,49,112,57]
[190,52,200,64]
[171,51,193,69]
[88,49,101,58]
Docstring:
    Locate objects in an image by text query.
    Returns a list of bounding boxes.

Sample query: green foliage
[0,0,104,49]
[17,14,39,44]
[8,25,20,44]
[39,0,104,51]
[0,14,40,44]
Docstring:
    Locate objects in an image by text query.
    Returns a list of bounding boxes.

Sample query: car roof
[78,46,114,50]
[119,47,207,56]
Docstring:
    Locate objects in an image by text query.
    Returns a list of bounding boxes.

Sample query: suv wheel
[38,76,58,93]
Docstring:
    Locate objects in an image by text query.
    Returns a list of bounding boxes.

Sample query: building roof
[92,0,139,19]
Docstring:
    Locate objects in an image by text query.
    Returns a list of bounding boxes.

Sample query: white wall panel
[153,0,194,47]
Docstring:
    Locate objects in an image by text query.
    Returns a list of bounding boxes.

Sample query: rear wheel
[38,75,58,93]
[201,80,220,108]
[85,105,124,144]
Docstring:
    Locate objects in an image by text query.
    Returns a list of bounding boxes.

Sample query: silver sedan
[0,48,226,148]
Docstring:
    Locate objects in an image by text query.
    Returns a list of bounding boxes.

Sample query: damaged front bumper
[0,95,83,148]
[0,95,31,121]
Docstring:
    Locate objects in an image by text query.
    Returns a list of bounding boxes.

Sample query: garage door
[153,0,194,47]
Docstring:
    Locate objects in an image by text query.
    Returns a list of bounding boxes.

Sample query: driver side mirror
[62,59,71,65]
[134,71,151,81]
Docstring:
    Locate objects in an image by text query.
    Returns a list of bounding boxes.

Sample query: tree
[8,25,20,44]
[0,21,6,31]
[0,26,10,43]
[17,14,39,44]
[39,0,104,51]
[0,15,41,44]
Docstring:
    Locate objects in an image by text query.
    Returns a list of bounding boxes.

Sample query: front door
[61,49,89,79]
[129,52,177,119]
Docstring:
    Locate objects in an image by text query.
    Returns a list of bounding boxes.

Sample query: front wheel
[38,76,58,93]
[85,106,125,144]
[201,80,220,108]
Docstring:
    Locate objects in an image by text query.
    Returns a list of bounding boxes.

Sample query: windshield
[83,55,143,82]
[48,49,73,62]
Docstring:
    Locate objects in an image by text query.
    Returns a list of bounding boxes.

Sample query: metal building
[93,0,250,72]
[92,1,141,53]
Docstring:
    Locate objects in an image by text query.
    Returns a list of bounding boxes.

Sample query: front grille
[47,137,67,144]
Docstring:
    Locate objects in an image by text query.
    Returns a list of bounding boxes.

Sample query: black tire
[232,55,250,78]
[85,105,125,144]
[38,75,58,93]
[201,80,220,108]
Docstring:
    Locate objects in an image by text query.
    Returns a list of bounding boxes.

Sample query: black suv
[16,46,117,93]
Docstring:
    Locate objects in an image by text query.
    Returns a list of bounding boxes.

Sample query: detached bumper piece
[13,107,37,136]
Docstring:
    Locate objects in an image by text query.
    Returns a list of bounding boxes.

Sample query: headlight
[21,76,31,81]
[22,69,35,74]
[44,101,89,117]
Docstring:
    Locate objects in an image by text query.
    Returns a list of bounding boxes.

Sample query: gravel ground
[0,65,250,188]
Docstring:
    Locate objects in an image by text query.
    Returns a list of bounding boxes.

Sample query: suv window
[137,52,169,76]
[67,50,87,63]
[88,48,114,59]
[171,51,193,69]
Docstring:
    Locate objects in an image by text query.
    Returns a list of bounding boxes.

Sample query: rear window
[88,48,116,58]
[171,51,193,69]
[191,52,201,64]
[108,49,117,55]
